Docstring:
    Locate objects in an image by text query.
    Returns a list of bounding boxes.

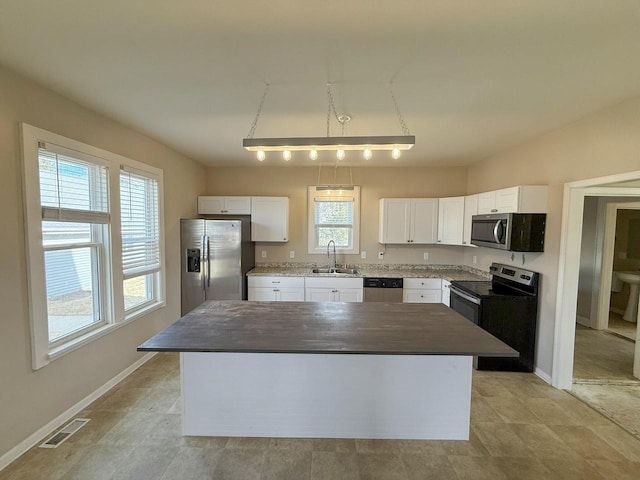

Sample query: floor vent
[39,418,90,449]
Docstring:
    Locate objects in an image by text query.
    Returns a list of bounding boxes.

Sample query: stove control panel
[490,263,538,288]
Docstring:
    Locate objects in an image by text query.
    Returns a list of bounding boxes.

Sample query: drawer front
[305,277,363,289]
[248,276,304,288]
[403,278,442,289]
[403,289,442,303]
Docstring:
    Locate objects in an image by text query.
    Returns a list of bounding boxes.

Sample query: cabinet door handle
[271,281,280,284]
[273,289,279,292]
[491,208,498,212]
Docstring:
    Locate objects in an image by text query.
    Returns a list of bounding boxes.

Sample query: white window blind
[120,168,160,279]
[38,145,110,223]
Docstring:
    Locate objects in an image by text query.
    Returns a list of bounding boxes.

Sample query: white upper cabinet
[379,198,438,244]
[198,196,251,215]
[251,196,289,242]
[462,194,478,246]
[476,186,548,214]
[437,196,464,245]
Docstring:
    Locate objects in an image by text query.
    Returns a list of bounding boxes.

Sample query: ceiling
[1,1,640,167]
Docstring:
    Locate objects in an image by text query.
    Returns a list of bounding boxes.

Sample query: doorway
[554,174,640,440]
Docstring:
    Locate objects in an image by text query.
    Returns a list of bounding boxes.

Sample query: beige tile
[212,448,266,480]
[394,439,447,456]
[472,377,516,398]
[471,423,531,458]
[110,445,179,480]
[437,430,489,457]
[548,425,628,462]
[519,396,583,426]
[492,457,553,480]
[586,459,640,480]
[261,449,312,480]
[448,455,507,480]
[225,437,271,449]
[357,453,407,480]
[470,395,503,424]
[588,425,640,462]
[310,451,360,480]
[400,453,457,480]
[62,444,135,480]
[0,442,88,480]
[510,424,578,460]
[96,411,161,446]
[355,439,400,453]
[159,446,219,480]
[540,457,608,480]
[269,437,315,451]
[311,438,357,452]
[486,396,543,424]
[184,435,229,448]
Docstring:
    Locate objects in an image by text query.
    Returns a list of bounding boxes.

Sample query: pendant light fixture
[243,82,414,162]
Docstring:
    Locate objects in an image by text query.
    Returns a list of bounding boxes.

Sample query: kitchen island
[138,300,516,440]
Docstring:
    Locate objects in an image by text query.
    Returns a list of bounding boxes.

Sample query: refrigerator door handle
[205,235,211,288]
[201,235,207,291]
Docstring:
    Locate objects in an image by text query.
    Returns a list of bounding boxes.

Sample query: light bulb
[283,150,291,161]
[336,149,345,161]
[363,149,372,160]
[309,150,318,161]
[257,150,266,162]
[392,148,401,160]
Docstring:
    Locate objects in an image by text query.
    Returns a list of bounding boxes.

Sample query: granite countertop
[138,300,516,357]
[247,263,489,282]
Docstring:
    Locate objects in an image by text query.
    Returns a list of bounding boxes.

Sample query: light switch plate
[261,250,267,258]
[289,250,295,259]
[361,251,367,259]
[423,252,429,260]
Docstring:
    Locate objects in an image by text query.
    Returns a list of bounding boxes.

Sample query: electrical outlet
[289,250,295,259]
[361,251,367,259]
[423,252,429,260]
[378,252,384,259]
[261,250,267,258]
[472,255,477,265]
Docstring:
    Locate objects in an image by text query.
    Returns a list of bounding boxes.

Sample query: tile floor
[2,353,640,480]
[605,312,637,342]
[572,320,640,443]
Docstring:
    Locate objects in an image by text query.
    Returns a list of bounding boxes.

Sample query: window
[22,124,165,369]
[120,168,161,316]
[308,186,360,254]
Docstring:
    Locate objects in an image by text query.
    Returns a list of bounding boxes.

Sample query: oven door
[449,286,481,325]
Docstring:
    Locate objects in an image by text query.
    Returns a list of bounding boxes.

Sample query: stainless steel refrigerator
[180,217,255,315]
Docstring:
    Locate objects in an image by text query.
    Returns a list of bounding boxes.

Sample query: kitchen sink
[311,267,358,275]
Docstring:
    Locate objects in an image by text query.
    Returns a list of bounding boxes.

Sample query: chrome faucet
[327,240,337,271]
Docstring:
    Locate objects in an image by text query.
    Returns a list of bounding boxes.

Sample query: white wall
[0,65,206,459]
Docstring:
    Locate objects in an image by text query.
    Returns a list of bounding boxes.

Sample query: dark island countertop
[138,301,517,357]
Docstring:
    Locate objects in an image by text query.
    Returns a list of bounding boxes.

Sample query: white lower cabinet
[441,280,451,307]
[248,276,305,302]
[402,278,442,303]
[304,277,363,303]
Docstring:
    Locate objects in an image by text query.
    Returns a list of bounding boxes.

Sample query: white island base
[181,352,473,440]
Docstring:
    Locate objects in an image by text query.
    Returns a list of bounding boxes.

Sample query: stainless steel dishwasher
[363,277,404,302]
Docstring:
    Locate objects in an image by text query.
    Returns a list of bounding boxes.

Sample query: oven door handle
[450,286,481,305]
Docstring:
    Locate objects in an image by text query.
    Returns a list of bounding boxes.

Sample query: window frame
[307,185,360,255]
[22,123,166,370]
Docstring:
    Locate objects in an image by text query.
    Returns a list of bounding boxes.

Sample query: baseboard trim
[535,367,552,385]
[610,307,625,316]
[576,315,591,327]
[0,352,157,472]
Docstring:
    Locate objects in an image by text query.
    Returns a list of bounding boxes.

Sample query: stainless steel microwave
[470,213,546,252]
